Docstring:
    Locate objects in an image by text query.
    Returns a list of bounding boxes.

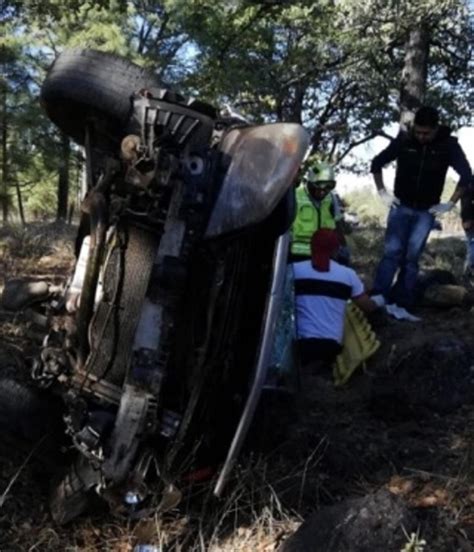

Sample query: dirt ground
[0,222,473,551]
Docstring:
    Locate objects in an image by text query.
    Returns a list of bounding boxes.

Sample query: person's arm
[429,142,471,214]
[373,171,385,193]
[348,269,381,313]
[429,140,472,215]
[331,194,347,245]
[352,292,379,313]
[370,136,402,192]
[448,185,464,205]
[371,136,402,206]
[335,220,346,245]
[449,139,472,191]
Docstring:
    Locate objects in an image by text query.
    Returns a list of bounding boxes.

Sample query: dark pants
[297,338,342,367]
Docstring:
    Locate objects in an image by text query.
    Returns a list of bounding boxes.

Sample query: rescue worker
[291,160,349,263]
[293,229,380,369]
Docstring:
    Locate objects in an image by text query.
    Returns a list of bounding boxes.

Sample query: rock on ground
[279,489,419,552]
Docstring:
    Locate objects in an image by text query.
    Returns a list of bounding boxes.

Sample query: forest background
[1,0,473,225]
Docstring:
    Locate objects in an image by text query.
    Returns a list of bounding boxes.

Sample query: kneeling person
[294,229,378,369]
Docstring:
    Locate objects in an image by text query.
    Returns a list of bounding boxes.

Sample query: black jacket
[461,178,474,222]
[371,126,472,209]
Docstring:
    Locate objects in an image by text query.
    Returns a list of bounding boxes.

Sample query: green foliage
[344,187,388,226]
[342,0,473,127]
[1,0,473,222]
[1,0,137,223]
[168,0,472,161]
[24,180,56,220]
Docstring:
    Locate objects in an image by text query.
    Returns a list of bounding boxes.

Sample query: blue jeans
[465,228,474,271]
[373,204,434,307]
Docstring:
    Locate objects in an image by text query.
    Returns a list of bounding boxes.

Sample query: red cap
[311,229,340,271]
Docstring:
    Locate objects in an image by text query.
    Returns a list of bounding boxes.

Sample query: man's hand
[428,201,454,215]
[378,189,400,209]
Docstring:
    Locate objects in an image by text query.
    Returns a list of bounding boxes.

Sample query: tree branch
[336,131,394,163]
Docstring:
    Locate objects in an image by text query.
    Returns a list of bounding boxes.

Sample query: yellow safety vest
[291,187,336,256]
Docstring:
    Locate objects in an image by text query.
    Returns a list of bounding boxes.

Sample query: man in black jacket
[461,179,474,284]
[370,106,471,308]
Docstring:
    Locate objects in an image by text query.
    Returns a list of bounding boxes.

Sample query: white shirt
[293,259,364,343]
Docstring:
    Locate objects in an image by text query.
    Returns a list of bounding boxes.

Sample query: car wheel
[0,376,64,473]
[40,48,162,146]
[0,377,61,447]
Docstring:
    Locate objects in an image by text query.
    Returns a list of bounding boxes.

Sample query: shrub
[343,187,387,226]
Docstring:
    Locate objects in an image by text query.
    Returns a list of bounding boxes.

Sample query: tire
[0,376,64,471]
[40,49,163,145]
[0,377,61,444]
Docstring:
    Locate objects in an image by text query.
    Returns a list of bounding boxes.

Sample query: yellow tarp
[333,301,380,386]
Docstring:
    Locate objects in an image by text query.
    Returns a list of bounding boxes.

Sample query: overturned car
[1,49,309,524]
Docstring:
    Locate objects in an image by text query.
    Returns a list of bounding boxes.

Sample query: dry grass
[0,222,75,290]
[0,443,326,551]
[141,446,325,551]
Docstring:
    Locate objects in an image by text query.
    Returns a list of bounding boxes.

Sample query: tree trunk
[56,132,70,221]
[400,26,430,131]
[1,83,9,223]
[284,85,305,123]
[15,180,25,226]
